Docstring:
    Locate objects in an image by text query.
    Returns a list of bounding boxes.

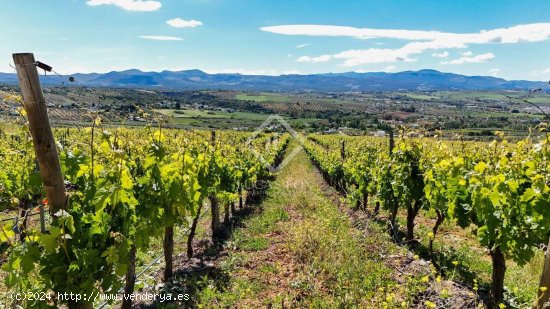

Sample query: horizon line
[0,68,546,82]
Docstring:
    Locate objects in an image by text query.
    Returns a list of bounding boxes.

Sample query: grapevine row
[0,119,289,308]
[303,128,549,308]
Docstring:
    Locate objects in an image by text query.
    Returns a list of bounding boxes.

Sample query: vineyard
[1,113,549,308]
[0,54,549,309]
[303,129,549,308]
[0,105,290,308]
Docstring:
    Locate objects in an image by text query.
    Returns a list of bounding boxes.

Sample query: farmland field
[154,108,269,120]
[0,104,548,308]
[1,82,550,309]
[235,93,296,103]
[153,108,323,130]
[2,86,548,136]
[4,1,550,308]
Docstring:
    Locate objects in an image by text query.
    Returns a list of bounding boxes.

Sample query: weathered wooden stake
[187,203,203,259]
[163,227,174,281]
[536,238,550,309]
[210,196,221,241]
[389,130,394,156]
[238,184,244,209]
[121,245,137,309]
[15,54,91,309]
[210,130,221,240]
[13,53,66,215]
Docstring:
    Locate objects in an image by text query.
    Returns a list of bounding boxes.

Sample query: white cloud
[166,18,203,28]
[489,68,500,76]
[441,53,495,65]
[461,50,473,56]
[432,51,449,58]
[333,48,416,66]
[261,23,550,66]
[261,25,453,40]
[86,0,161,11]
[260,23,550,44]
[139,35,183,41]
[297,55,332,63]
[384,65,397,72]
[296,43,311,48]
[301,40,464,66]
[542,68,550,74]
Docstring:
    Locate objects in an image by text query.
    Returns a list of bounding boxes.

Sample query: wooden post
[187,203,203,259]
[13,53,66,215]
[490,246,506,309]
[389,130,394,156]
[341,140,346,161]
[238,184,244,209]
[536,238,550,308]
[209,130,221,240]
[121,245,137,309]
[163,227,174,281]
[210,196,220,241]
[210,130,216,147]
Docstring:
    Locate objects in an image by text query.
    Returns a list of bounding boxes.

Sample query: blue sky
[1,0,550,80]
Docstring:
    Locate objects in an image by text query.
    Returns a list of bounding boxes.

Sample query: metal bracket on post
[34,61,52,74]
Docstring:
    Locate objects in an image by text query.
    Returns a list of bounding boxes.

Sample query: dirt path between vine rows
[137,143,479,308]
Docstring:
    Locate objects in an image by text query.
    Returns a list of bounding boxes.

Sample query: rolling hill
[0,69,546,92]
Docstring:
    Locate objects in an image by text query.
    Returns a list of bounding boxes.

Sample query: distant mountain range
[0,69,547,92]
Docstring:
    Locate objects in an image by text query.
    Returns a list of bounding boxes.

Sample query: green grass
[235,92,353,105]
[397,93,441,100]
[235,93,295,103]
[284,175,399,307]
[191,143,429,308]
[154,108,269,120]
[397,90,550,104]
[525,96,550,104]
[471,111,543,118]
[236,236,270,251]
[153,108,322,130]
